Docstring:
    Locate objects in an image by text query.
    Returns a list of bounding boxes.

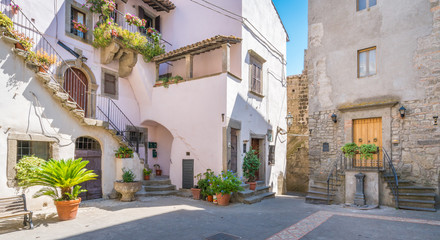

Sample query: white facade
[0,0,288,209]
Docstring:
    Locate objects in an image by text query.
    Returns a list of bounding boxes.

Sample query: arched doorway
[75,136,102,200]
[64,68,89,114]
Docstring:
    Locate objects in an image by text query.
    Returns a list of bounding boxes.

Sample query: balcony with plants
[83,0,168,77]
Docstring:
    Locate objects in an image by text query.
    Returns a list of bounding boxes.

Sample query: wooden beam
[185,54,193,80]
[149,0,170,13]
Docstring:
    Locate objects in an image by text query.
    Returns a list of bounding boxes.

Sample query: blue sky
[272,0,308,76]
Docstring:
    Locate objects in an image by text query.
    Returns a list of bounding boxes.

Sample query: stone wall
[286,73,310,193]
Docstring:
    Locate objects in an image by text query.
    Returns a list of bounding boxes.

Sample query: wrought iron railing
[1,0,88,111]
[94,93,139,152]
[344,147,384,171]
[383,148,399,208]
[1,0,139,151]
[326,153,344,204]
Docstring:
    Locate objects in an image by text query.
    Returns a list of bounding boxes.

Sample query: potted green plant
[195,169,215,201]
[242,150,261,190]
[114,146,134,158]
[23,158,97,221]
[210,170,244,206]
[154,164,162,176]
[341,143,359,159]
[191,173,202,200]
[143,167,152,180]
[114,168,142,202]
[359,144,378,160]
[11,30,33,52]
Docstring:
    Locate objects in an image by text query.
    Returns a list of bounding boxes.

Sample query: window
[104,73,116,95]
[76,137,100,150]
[71,8,86,39]
[357,0,377,11]
[17,141,50,162]
[250,56,263,95]
[139,6,160,34]
[358,47,376,78]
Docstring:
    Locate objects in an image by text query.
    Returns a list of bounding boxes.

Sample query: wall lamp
[434,116,438,126]
[331,113,337,123]
[399,106,406,118]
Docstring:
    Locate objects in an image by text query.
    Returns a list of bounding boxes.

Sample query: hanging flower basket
[72,20,88,33]
[10,4,20,15]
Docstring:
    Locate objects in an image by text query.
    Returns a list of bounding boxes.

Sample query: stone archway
[57,60,98,117]
[75,136,102,200]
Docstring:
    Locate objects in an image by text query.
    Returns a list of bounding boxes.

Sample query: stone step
[240,183,250,190]
[398,205,436,212]
[135,190,179,197]
[398,199,436,204]
[142,179,172,186]
[396,199,436,209]
[307,190,335,197]
[314,180,342,187]
[310,185,337,191]
[144,184,176,192]
[242,192,275,204]
[397,186,436,191]
[397,192,436,197]
[305,196,332,205]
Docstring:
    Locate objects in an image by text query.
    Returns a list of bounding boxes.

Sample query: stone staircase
[0,29,131,148]
[136,176,179,197]
[233,181,275,204]
[305,174,344,205]
[383,174,437,212]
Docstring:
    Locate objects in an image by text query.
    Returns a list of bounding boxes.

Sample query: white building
[0,0,288,209]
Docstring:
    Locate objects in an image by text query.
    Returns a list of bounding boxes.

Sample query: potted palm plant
[23,158,97,221]
[242,150,260,190]
[114,168,142,201]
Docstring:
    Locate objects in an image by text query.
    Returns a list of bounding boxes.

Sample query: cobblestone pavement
[1,195,439,240]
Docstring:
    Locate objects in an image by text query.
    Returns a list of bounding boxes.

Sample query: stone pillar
[222,43,231,73]
[354,172,366,206]
[185,54,193,80]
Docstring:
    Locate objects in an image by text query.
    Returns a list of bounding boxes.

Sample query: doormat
[205,232,241,240]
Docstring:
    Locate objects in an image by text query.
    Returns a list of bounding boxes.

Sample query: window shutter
[155,15,161,32]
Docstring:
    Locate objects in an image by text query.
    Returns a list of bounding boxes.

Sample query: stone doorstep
[135,190,179,197]
[242,192,275,204]
[144,184,176,191]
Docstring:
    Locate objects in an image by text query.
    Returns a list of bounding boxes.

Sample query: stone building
[286,72,309,193]
[306,0,440,211]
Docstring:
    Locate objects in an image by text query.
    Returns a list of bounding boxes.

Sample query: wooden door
[75,137,102,200]
[251,138,261,181]
[229,129,238,172]
[353,118,382,167]
[64,68,88,114]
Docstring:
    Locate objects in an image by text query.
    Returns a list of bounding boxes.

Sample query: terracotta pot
[39,65,48,73]
[216,193,231,206]
[11,8,18,15]
[15,43,25,50]
[114,181,142,202]
[247,182,257,191]
[54,198,81,221]
[191,188,201,200]
[144,175,150,180]
[156,169,162,176]
[207,195,213,202]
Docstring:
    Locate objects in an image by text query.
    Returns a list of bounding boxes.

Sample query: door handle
[373,138,377,142]
[358,138,362,142]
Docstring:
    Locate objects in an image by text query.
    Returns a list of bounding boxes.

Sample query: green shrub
[210,170,243,195]
[341,143,359,158]
[15,155,45,186]
[242,150,260,182]
[114,146,134,158]
[359,144,378,160]
[122,168,135,182]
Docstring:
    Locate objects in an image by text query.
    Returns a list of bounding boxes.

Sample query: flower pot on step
[216,193,231,206]
[207,195,213,202]
[144,175,150,180]
[39,65,48,73]
[155,169,162,176]
[114,181,142,202]
[191,188,201,200]
[14,42,25,50]
[247,182,257,191]
[54,198,81,221]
